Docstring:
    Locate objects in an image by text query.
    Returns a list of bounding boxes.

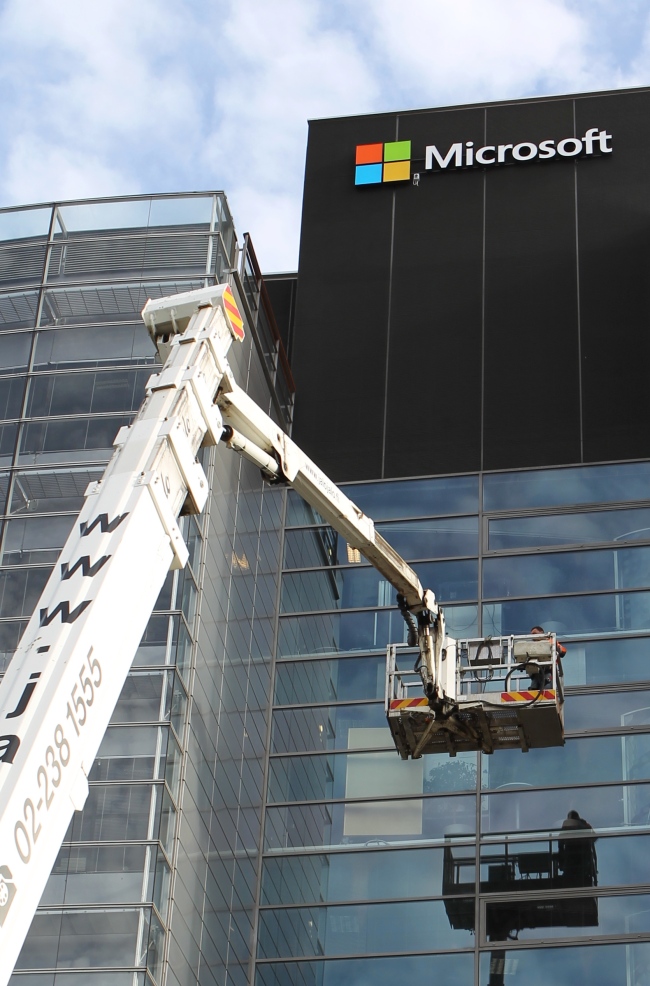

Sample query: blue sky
[0,0,647,271]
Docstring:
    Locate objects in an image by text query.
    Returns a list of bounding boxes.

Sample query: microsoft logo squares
[355,140,411,185]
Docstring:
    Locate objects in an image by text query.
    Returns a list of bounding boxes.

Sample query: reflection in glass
[483,735,636,790]
[284,516,479,569]
[479,941,643,986]
[268,750,476,802]
[274,655,386,704]
[483,545,650,599]
[484,461,650,511]
[264,794,476,851]
[489,505,650,550]
[279,605,478,657]
[483,591,650,638]
[258,898,473,958]
[271,704,386,753]
[261,845,454,905]
[287,474,479,525]
[15,907,149,970]
[281,559,477,613]
[43,845,151,906]
[34,324,155,370]
[256,953,473,986]
[481,782,650,835]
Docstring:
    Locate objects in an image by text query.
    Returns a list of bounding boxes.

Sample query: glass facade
[0,195,290,986]
[264,464,650,986]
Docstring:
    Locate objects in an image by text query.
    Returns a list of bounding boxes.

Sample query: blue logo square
[355,163,383,185]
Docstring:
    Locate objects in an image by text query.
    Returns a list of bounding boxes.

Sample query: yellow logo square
[383,160,410,182]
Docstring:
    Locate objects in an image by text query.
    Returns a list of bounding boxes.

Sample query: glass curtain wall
[262,461,650,986]
[0,195,289,986]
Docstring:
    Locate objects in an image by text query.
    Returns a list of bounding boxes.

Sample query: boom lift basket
[386,633,565,758]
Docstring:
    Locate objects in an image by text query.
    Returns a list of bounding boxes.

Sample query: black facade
[292,87,650,482]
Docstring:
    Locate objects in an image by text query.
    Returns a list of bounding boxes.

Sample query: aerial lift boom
[0,284,564,984]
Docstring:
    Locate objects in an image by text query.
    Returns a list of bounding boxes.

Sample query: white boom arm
[0,284,442,983]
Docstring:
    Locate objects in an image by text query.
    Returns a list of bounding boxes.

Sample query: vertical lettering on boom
[6,673,41,720]
[0,734,19,764]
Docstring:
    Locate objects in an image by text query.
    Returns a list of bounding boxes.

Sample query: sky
[0,0,647,272]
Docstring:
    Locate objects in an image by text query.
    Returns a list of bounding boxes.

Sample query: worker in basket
[528,626,566,691]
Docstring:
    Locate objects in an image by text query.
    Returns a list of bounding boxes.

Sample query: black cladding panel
[482,98,581,470]
[292,89,650,481]
[292,114,396,482]
[385,108,484,477]
[576,90,650,464]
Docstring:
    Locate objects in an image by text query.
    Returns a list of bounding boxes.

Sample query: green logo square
[384,140,411,163]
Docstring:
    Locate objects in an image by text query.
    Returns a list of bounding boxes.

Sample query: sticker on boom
[222,285,245,342]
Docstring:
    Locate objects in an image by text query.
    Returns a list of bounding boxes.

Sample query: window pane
[281,559,477,613]
[258,899,474,958]
[33,325,155,371]
[484,546,650,599]
[481,782,650,836]
[15,908,147,970]
[483,734,638,790]
[489,505,650,550]
[279,604,478,657]
[0,567,50,618]
[565,688,650,731]
[261,845,454,905]
[0,332,32,373]
[480,831,650,893]
[256,954,473,986]
[268,750,476,802]
[274,656,386,705]
[287,475,479,525]
[26,369,150,417]
[1,514,75,564]
[479,942,639,986]
[284,517,479,569]
[0,207,51,241]
[0,376,24,420]
[44,845,149,905]
[265,795,476,851]
[18,415,131,465]
[111,672,165,722]
[486,891,650,942]
[483,592,650,638]
[271,705,386,754]
[89,726,162,782]
[484,461,650,511]
[562,635,650,686]
[69,784,157,842]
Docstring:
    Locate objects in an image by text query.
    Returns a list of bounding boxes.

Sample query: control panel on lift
[386,633,565,758]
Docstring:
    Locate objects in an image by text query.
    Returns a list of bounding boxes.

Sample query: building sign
[355,128,612,186]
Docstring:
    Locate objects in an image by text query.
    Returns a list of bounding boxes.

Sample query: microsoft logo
[355,140,411,185]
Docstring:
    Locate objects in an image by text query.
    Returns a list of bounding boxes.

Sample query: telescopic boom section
[216,382,427,613]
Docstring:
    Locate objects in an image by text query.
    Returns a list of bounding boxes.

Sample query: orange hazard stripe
[389,698,430,710]
[222,285,245,341]
[501,690,556,702]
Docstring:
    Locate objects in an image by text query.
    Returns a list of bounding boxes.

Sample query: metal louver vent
[14,468,103,501]
[42,280,205,324]
[0,244,47,286]
[48,235,212,279]
[0,292,38,326]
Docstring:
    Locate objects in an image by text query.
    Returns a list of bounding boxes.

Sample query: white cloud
[0,0,647,270]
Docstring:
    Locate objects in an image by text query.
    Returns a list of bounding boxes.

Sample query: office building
[4,84,650,986]
[261,85,650,986]
[0,193,291,986]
